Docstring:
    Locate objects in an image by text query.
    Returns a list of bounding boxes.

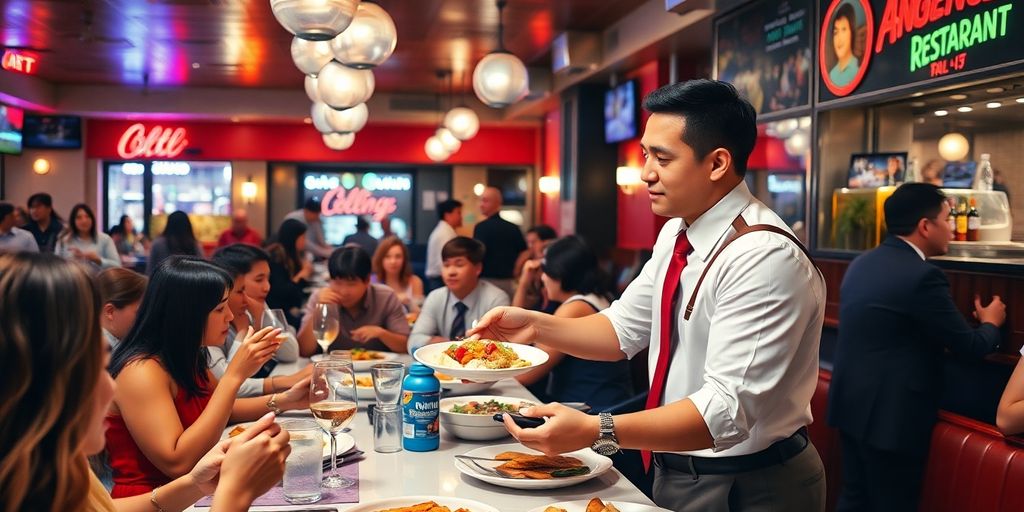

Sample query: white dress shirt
[425,220,458,278]
[602,182,825,457]
[896,236,927,260]
[408,280,510,353]
[207,304,301,397]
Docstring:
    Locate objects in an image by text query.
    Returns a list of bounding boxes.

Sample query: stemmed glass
[312,303,340,355]
[310,360,358,489]
[267,308,291,342]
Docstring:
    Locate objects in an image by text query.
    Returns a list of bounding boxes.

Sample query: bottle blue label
[402,390,439,442]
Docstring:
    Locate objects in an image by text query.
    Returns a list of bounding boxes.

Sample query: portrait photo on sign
[847,153,906,188]
[820,0,872,96]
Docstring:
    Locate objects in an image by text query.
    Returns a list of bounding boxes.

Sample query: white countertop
[191,356,654,512]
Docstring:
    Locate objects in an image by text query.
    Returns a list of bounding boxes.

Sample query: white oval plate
[454,443,613,490]
[344,495,500,512]
[414,342,549,382]
[354,373,375,400]
[224,423,353,459]
[351,350,400,372]
[527,500,671,512]
[438,376,496,396]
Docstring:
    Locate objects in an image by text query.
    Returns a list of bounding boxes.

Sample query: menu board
[818,0,1023,102]
[715,0,813,115]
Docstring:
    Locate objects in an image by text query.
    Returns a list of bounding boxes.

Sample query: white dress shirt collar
[681,182,754,261]
[896,236,927,260]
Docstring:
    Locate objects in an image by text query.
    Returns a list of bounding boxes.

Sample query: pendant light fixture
[472,0,529,108]
[317,60,375,110]
[270,0,361,41]
[330,1,397,69]
[323,132,356,150]
[327,102,369,133]
[290,37,334,75]
[424,136,450,162]
[444,70,480,140]
[424,70,454,162]
[304,75,321,102]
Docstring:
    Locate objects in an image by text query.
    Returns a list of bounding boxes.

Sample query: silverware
[457,457,505,477]
[454,454,502,462]
[321,449,365,470]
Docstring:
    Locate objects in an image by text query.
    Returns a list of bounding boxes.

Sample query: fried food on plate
[373,501,471,512]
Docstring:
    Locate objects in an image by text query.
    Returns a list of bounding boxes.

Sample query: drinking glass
[281,419,323,504]
[329,349,352,363]
[267,308,291,342]
[310,360,357,489]
[370,362,404,407]
[373,405,402,453]
[311,303,340,354]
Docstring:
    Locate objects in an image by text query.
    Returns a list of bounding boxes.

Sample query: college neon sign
[321,186,398,221]
[116,123,189,159]
[1,50,38,75]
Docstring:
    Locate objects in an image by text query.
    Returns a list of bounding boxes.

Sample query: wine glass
[267,308,291,342]
[310,360,358,489]
[311,303,340,355]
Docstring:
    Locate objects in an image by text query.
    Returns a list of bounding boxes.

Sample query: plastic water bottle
[401,363,439,452]
[976,153,994,191]
[903,158,918,184]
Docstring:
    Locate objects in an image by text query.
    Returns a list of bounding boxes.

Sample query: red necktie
[642,232,691,472]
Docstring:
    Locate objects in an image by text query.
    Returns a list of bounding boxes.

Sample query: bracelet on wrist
[150,486,168,512]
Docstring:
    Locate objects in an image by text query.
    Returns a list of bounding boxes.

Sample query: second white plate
[454,443,613,490]
[526,500,671,512]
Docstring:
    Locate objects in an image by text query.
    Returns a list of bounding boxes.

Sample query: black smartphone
[494,412,545,428]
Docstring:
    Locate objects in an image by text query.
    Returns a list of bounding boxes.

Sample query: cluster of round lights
[423,106,481,162]
[764,117,812,158]
[271,0,397,151]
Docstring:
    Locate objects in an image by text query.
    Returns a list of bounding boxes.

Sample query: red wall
[86,120,539,165]
[540,108,561,232]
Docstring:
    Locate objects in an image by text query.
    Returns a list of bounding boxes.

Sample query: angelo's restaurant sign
[818,0,1021,102]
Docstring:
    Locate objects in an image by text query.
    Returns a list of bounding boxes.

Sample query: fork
[457,457,505,477]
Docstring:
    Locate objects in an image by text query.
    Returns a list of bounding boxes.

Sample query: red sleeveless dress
[105,380,212,498]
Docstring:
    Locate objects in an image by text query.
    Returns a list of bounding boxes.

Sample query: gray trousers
[653,442,826,512]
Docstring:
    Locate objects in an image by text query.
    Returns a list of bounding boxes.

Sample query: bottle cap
[981,153,991,160]
[408,362,434,376]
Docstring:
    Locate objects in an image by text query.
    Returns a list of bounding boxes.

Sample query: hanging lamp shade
[291,37,334,75]
[329,1,397,69]
[317,60,375,110]
[938,132,970,161]
[436,127,461,153]
[424,136,450,162]
[304,74,321,102]
[443,107,479,140]
[323,132,356,150]
[270,0,360,41]
[327,102,369,133]
[472,0,528,108]
[311,102,335,133]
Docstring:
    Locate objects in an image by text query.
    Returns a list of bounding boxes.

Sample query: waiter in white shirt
[469,79,826,512]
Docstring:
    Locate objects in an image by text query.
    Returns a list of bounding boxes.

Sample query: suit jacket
[827,236,1001,455]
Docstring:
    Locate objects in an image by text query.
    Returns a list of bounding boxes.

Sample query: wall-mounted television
[604,80,638,144]
[487,168,528,207]
[0,104,24,155]
[24,115,82,149]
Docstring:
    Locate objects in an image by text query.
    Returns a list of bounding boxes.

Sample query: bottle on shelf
[976,153,994,191]
[903,158,918,184]
[955,198,968,242]
[947,199,957,232]
[967,197,981,242]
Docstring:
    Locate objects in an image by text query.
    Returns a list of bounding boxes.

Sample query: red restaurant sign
[1,50,38,75]
[322,186,398,221]
[116,123,189,159]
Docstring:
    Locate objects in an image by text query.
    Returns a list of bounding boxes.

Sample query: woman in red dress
[105,256,311,498]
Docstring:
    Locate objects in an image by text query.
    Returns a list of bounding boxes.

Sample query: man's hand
[501,403,600,456]
[975,294,1007,327]
[351,325,384,343]
[466,306,539,344]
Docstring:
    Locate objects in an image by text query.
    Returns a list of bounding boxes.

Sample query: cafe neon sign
[322,186,398,221]
[116,123,189,159]
[1,49,38,75]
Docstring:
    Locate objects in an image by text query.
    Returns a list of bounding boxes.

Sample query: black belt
[654,427,809,476]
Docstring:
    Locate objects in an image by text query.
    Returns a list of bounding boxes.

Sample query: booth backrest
[811,369,1024,512]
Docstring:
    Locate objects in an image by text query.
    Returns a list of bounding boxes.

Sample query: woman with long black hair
[105,256,309,498]
[146,211,203,275]
[55,203,121,270]
[264,218,314,327]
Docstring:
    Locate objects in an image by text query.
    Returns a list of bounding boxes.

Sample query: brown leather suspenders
[682,215,818,321]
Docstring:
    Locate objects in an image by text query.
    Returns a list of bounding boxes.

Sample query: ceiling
[891,77,1024,139]
[0,0,648,93]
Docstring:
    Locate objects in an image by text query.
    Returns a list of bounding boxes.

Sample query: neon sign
[321,186,398,221]
[1,50,38,75]
[116,123,189,159]
[909,4,1013,73]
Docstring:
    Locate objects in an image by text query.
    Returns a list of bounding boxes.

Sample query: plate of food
[440,395,535,441]
[435,371,497,396]
[528,498,671,512]
[225,423,354,459]
[351,348,401,372]
[454,443,613,490]
[354,373,376,400]
[414,340,548,382]
[342,496,499,512]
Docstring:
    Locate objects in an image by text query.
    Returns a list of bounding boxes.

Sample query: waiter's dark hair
[437,199,463,220]
[883,183,947,236]
[642,79,757,177]
[328,245,372,281]
[442,236,485,265]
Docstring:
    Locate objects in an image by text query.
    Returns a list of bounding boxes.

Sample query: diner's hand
[317,286,344,305]
[225,326,282,381]
[296,259,314,280]
[351,325,383,343]
[214,412,291,506]
[975,294,1007,327]
[465,306,538,344]
[277,376,312,411]
[521,259,542,280]
[502,403,599,457]
[187,411,281,494]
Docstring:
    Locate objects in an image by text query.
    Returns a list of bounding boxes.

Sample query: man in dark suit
[473,186,526,297]
[828,183,1006,512]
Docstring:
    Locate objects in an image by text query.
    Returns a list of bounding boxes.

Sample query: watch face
[592,438,619,456]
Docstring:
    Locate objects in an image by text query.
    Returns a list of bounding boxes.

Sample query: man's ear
[708,148,733,182]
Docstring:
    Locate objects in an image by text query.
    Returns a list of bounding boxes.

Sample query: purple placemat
[195,462,359,507]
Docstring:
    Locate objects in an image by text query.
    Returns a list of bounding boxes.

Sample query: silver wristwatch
[591,412,620,456]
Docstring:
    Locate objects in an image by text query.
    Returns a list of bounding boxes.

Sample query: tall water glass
[310,360,357,489]
[312,303,340,354]
[370,362,404,407]
[282,419,323,504]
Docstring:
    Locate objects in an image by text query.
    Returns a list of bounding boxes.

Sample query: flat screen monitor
[23,115,82,149]
[487,168,528,206]
[943,161,977,189]
[604,80,638,144]
[847,152,907,188]
[0,104,24,155]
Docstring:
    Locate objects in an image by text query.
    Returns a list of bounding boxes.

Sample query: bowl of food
[414,340,548,382]
[440,395,535,440]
